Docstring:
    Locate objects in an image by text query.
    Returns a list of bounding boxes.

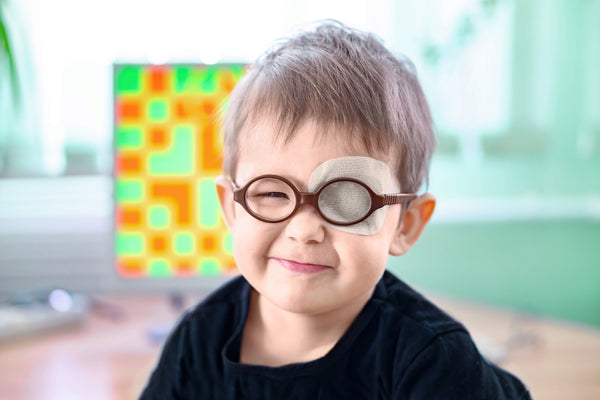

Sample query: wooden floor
[431,294,600,400]
[1,293,599,400]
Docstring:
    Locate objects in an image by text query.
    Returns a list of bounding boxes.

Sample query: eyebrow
[232,174,309,191]
[233,174,392,194]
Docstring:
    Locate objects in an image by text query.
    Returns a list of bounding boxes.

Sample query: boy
[141,22,531,399]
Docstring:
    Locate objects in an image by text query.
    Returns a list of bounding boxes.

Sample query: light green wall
[392,1,600,328]
[389,220,600,327]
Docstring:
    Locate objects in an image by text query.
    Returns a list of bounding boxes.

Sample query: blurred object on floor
[0,289,88,343]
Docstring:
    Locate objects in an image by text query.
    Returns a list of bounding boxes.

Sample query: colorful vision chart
[113,64,246,278]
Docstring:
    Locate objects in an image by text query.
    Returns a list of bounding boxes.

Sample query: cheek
[334,234,391,275]
[339,213,399,274]
[231,215,279,263]
[366,239,391,268]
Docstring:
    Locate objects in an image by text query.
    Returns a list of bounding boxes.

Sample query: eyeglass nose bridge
[292,191,321,215]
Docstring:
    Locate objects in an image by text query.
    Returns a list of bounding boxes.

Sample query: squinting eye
[247,191,292,203]
[259,192,289,199]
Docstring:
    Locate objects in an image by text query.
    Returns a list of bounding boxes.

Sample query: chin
[268,290,336,315]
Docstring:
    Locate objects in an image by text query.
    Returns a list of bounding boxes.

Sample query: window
[1,0,599,220]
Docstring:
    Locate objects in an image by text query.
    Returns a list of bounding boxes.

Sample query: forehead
[235,118,395,182]
[241,117,352,148]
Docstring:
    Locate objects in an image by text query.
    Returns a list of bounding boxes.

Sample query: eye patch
[308,156,394,235]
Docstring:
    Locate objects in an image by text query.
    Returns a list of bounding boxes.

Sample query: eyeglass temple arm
[382,193,417,206]
[382,194,417,223]
[229,179,246,204]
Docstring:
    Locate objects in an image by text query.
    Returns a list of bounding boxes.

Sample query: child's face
[217,119,409,316]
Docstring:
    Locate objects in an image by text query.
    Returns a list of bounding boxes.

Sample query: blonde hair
[222,21,435,193]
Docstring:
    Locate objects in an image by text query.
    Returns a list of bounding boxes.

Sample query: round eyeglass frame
[230,174,417,226]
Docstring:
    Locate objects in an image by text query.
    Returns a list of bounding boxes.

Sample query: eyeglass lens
[317,180,372,223]
[244,177,373,224]
[244,177,296,221]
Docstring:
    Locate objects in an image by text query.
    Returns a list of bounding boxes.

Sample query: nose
[284,204,326,243]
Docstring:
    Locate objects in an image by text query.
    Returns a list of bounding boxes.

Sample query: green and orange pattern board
[114,64,245,278]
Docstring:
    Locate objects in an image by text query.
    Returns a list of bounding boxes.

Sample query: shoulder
[369,270,468,371]
[394,329,531,399]
[372,271,531,399]
[372,270,466,340]
[174,275,249,339]
[140,275,250,399]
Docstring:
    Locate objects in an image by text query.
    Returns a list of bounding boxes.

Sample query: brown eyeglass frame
[230,174,417,226]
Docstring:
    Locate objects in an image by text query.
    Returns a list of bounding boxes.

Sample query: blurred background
[0,0,599,398]
[0,0,600,326]
[2,0,598,324]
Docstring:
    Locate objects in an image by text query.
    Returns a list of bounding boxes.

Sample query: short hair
[222,21,435,193]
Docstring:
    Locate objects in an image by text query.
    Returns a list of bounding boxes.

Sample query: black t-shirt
[140,271,532,399]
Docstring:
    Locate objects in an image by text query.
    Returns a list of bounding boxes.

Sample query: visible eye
[260,191,289,199]
[249,191,291,201]
[245,177,296,214]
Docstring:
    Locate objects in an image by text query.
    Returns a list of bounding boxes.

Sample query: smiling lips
[274,258,331,274]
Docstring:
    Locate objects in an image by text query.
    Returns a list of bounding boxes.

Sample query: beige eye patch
[308,156,393,235]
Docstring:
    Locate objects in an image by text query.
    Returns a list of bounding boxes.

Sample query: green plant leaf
[0,2,21,104]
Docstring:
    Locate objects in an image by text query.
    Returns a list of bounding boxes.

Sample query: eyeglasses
[230,174,416,226]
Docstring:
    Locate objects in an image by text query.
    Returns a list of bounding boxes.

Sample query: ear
[389,193,436,256]
[215,175,236,231]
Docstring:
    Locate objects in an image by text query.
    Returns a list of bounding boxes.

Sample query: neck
[240,288,372,367]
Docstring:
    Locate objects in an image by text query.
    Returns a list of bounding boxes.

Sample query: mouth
[273,258,332,274]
